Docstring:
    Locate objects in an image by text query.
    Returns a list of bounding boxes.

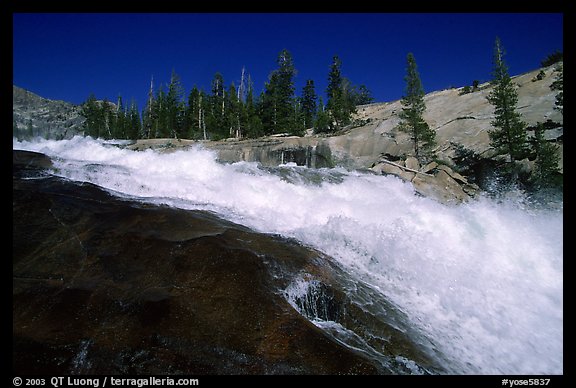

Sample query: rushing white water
[14,136,563,374]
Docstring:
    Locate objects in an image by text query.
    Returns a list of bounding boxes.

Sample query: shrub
[459,85,472,95]
[541,51,563,67]
[532,70,546,82]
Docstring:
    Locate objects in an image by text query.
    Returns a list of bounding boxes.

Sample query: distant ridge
[12,85,85,140]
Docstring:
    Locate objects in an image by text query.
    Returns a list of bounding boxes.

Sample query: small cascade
[284,276,341,322]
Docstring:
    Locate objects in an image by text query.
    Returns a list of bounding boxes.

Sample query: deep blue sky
[13,13,563,112]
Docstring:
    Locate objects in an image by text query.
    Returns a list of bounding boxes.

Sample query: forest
[80,49,374,141]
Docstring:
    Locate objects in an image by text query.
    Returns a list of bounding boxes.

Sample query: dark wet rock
[13,150,54,179]
[13,150,446,375]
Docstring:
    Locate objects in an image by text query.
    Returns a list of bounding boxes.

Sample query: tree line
[79,49,374,141]
[77,42,562,190]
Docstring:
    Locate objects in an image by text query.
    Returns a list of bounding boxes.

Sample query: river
[13,136,563,374]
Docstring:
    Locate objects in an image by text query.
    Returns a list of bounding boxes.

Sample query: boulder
[404,156,420,171]
[436,164,469,185]
[421,161,438,174]
[371,162,415,182]
[517,158,534,176]
[411,170,471,205]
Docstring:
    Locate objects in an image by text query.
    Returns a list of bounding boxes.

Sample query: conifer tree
[261,49,297,135]
[486,37,528,165]
[155,86,169,138]
[127,99,141,140]
[243,78,263,138]
[111,95,126,139]
[101,98,114,139]
[550,64,563,115]
[326,56,357,132]
[186,86,201,139]
[352,84,374,105]
[301,80,317,130]
[227,82,241,138]
[326,55,345,131]
[207,72,226,139]
[166,70,185,138]
[531,122,561,188]
[142,76,156,139]
[341,77,357,120]
[398,53,436,161]
[80,93,103,138]
[314,97,331,134]
[199,90,209,140]
[291,99,305,137]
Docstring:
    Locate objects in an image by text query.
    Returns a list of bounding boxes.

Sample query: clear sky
[13,13,563,112]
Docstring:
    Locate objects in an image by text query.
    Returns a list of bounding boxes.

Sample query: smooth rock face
[13,151,446,375]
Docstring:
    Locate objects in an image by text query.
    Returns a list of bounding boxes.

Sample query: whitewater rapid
[13,136,563,374]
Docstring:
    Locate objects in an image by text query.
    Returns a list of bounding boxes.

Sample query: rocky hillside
[13,86,85,140]
[350,63,563,171]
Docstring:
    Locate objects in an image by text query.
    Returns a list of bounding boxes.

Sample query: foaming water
[14,137,563,374]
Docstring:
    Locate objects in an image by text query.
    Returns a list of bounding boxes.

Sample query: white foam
[14,136,563,374]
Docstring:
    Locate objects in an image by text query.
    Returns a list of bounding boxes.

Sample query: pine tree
[301,79,317,130]
[486,37,528,166]
[155,86,169,138]
[326,56,357,132]
[326,55,345,131]
[260,74,278,135]
[186,86,201,139]
[227,82,241,138]
[531,122,561,188]
[550,64,563,115]
[237,66,247,104]
[126,99,141,140]
[291,99,305,137]
[314,97,331,134]
[207,72,226,139]
[111,95,126,139]
[398,53,436,161]
[541,50,563,67]
[80,93,105,138]
[166,70,185,139]
[341,77,357,120]
[262,49,298,135]
[101,98,115,139]
[142,76,156,139]
[243,78,263,138]
[199,90,209,140]
[352,84,374,105]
